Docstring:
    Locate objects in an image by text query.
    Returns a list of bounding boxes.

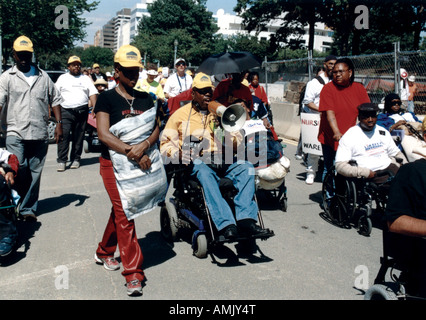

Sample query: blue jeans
[321,144,336,182]
[6,136,48,216]
[191,160,258,231]
[407,101,415,113]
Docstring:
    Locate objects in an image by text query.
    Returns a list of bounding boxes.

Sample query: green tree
[235,0,328,53]
[0,0,98,65]
[133,0,218,66]
[323,0,426,55]
[235,0,426,56]
[80,46,114,69]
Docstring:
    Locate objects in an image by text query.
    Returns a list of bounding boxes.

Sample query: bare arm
[307,102,319,112]
[51,105,63,144]
[89,94,97,109]
[326,109,342,141]
[97,111,158,170]
[388,215,426,238]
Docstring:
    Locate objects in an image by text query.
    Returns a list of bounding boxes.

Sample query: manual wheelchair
[365,227,426,300]
[321,163,394,236]
[160,164,274,259]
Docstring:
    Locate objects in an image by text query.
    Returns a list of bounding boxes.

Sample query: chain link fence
[260,44,426,115]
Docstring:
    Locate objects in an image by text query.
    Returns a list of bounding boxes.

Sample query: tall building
[114,8,131,51]
[130,0,155,41]
[95,1,155,51]
[99,18,115,50]
[213,9,334,52]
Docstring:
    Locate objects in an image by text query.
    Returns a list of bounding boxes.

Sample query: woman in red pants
[94,45,167,296]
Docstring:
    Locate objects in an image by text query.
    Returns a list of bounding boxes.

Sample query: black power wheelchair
[160,164,275,259]
[365,227,426,300]
[321,162,394,237]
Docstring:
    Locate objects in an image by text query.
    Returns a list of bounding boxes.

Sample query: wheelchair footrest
[214,229,275,244]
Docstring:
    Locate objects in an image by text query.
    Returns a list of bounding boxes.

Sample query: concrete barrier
[270,101,300,142]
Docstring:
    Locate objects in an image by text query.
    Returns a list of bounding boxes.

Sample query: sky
[78,0,238,46]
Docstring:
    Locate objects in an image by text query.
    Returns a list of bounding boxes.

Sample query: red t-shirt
[213,78,254,111]
[318,81,370,150]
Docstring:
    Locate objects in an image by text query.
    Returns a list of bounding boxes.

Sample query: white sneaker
[70,161,80,169]
[295,154,303,160]
[305,173,315,185]
[57,162,66,172]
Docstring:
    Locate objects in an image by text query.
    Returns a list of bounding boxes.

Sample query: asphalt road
[0,139,385,304]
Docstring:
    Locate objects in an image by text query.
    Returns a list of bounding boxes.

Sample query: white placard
[301,113,322,155]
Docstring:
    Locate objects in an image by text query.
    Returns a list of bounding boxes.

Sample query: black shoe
[238,219,272,237]
[220,224,238,240]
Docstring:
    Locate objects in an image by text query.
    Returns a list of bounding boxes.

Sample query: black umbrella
[197,51,262,75]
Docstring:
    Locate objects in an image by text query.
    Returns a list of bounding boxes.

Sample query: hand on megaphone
[208,101,247,132]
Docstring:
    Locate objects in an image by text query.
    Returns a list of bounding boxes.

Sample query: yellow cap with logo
[114,45,142,68]
[192,72,213,89]
[13,36,33,53]
[68,56,82,65]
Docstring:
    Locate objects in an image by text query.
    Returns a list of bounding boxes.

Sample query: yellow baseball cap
[13,36,33,52]
[114,45,142,68]
[68,56,82,65]
[192,72,213,89]
[93,63,100,68]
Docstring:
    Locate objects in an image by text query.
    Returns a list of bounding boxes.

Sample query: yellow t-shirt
[160,102,242,161]
[135,79,165,100]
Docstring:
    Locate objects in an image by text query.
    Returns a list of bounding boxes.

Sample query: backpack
[298,75,326,115]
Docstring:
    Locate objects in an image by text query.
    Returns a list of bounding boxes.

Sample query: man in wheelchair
[160,72,270,241]
[335,103,406,183]
[0,149,19,256]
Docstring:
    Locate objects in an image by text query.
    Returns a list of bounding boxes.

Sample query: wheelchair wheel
[364,283,403,300]
[358,215,372,236]
[322,168,356,226]
[160,201,179,242]
[192,232,208,258]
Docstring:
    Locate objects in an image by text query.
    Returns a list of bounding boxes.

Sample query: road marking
[0,258,94,288]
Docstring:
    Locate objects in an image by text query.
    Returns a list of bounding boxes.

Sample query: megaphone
[208,101,247,132]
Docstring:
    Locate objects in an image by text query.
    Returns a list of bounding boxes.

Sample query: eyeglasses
[194,88,212,95]
[332,69,349,75]
[176,62,186,67]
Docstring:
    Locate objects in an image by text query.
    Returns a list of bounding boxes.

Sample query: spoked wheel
[160,201,179,242]
[322,168,356,227]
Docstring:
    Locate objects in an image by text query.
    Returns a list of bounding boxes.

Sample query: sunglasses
[392,100,402,106]
[359,112,378,118]
[194,88,212,95]
[176,62,186,67]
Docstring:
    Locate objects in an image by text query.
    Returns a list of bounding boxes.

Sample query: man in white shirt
[301,55,336,184]
[55,56,98,171]
[335,103,406,182]
[163,58,193,99]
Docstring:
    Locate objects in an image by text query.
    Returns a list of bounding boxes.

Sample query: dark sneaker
[126,279,143,296]
[0,236,16,256]
[94,253,120,271]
